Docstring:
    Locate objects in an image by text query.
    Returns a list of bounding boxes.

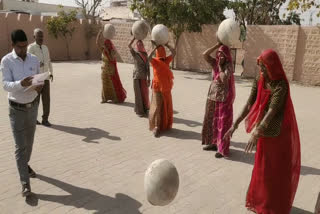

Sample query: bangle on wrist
[253,130,260,138]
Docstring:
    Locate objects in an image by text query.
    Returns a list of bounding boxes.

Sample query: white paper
[24,72,50,92]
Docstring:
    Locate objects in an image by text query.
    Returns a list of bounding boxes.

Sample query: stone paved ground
[0,61,319,214]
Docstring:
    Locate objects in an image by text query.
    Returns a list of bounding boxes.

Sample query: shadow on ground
[164,128,201,141]
[230,142,320,176]
[174,117,202,127]
[291,206,313,214]
[50,124,121,143]
[26,174,142,214]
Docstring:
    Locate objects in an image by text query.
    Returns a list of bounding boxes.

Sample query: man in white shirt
[28,28,53,127]
[1,29,43,197]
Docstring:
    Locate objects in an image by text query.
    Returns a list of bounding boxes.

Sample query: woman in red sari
[224,49,301,213]
[201,42,236,158]
[148,43,176,137]
[96,30,126,103]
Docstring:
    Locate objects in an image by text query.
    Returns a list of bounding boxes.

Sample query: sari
[201,45,236,156]
[149,46,174,132]
[101,39,126,103]
[245,49,301,214]
[131,40,150,116]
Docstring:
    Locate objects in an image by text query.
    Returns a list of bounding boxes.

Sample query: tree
[74,0,105,19]
[288,0,320,17]
[130,0,228,68]
[74,0,106,59]
[282,11,301,25]
[229,0,301,30]
[46,7,78,60]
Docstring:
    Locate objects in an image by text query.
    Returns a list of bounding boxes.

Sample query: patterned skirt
[201,97,233,156]
[149,91,162,131]
[201,99,215,145]
[133,79,150,116]
[101,64,126,103]
[149,89,173,132]
[101,67,117,102]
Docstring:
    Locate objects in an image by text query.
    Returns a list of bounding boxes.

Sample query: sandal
[203,144,218,151]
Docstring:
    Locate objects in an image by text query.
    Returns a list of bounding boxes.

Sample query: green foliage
[46,9,77,39]
[131,0,227,40]
[288,0,320,17]
[46,8,78,59]
[282,11,301,25]
[229,0,302,30]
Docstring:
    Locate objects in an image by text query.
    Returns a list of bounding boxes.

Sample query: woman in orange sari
[148,43,176,137]
[96,30,126,103]
[224,49,301,214]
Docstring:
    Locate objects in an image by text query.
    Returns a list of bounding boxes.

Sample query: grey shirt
[130,48,150,80]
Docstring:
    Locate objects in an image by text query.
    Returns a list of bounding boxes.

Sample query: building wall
[0,13,100,61]
[0,0,4,10]
[1,13,319,86]
[2,0,80,15]
[109,23,242,73]
[243,25,320,85]
[293,27,320,85]
[243,25,300,81]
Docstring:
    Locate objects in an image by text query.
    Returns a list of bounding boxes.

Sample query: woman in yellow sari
[96,30,126,103]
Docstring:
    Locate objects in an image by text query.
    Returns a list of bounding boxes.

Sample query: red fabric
[216,45,233,69]
[207,45,235,156]
[245,49,301,213]
[104,39,127,103]
[160,91,173,131]
[136,40,147,63]
[245,74,271,133]
[151,46,174,131]
[156,46,166,58]
[214,45,236,103]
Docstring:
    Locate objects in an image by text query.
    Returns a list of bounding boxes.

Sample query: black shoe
[22,183,31,197]
[42,120,51,127]
[153,127,160,138]
[215,153,224,158]
[36,120,41,125]
[203,144,218,151]
[28,165,36,178]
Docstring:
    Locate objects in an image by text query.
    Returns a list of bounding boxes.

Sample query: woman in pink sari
[201,42,236,158]
[96,30,126,103]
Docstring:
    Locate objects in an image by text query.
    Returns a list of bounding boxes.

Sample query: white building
[100,0,141,21]
[0,0,82,17]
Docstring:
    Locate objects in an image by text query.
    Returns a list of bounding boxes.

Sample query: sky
[39,0,319,26]
[38,0,78,7]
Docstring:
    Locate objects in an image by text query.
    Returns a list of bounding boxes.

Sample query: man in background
[28,28,53,127]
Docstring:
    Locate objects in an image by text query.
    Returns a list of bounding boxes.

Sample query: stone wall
[293,27,320,85]
[1,13,319,85]
[243,25,300,81]
[243,25,320,85]
[110,23,241,73]
[0,13,100,61]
